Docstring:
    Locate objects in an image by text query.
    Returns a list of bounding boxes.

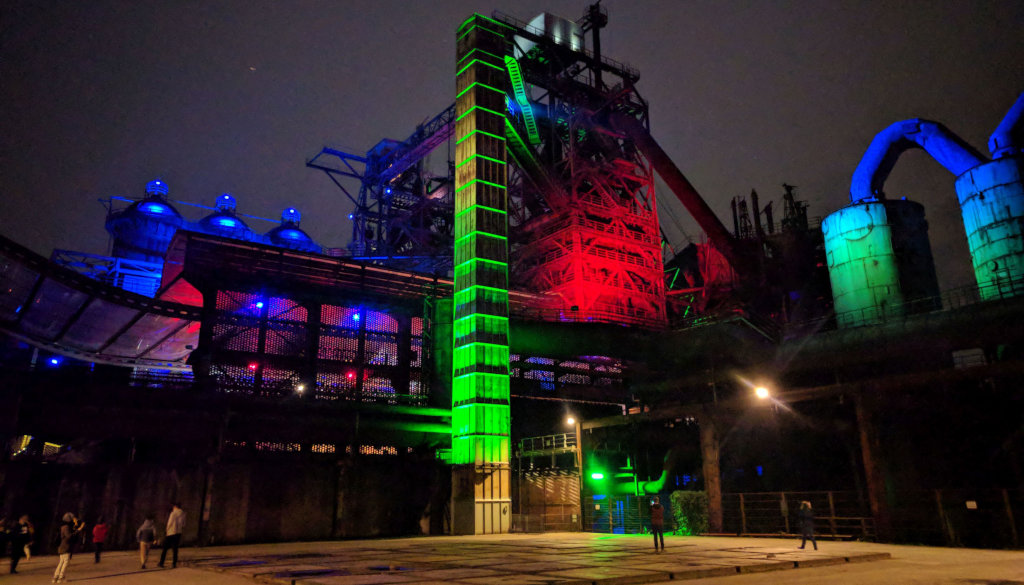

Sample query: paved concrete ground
[4,534,1022,585]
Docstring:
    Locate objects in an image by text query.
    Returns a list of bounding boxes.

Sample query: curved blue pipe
[850,119,986,203]
[988,92,1024,159]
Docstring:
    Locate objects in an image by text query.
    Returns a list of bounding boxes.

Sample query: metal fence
[721,489,1023,548]
[581,494,676,535]
[722,491,873,539]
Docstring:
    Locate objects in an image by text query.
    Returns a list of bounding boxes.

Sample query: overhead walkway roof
[0,234,201,370]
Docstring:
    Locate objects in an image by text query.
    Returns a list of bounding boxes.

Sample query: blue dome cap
[281,208,301,225]
[145,179,169,197]
[215,193,237,212]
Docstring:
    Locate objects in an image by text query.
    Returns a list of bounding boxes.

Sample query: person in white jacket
[158,503,185,569]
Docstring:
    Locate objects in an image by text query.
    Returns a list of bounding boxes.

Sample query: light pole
[567,415,584,531]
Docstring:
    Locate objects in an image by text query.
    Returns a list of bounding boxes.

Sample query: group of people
[646,497,818,552]
[1,502,185,582]
[137,502,186,570]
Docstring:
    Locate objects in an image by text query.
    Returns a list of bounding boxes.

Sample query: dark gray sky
[2,1,1022,289]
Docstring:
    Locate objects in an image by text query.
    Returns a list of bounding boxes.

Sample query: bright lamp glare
[754,386,770,399]
[566,416,576,426]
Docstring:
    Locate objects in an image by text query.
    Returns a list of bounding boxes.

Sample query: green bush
[670,490,709,535]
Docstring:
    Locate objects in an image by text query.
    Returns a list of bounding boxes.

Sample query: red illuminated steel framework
[496,11,666,329]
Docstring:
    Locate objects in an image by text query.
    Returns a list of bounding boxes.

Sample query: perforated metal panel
[318,329,359,362]
[315,368,357,401]
[365,309,399,333]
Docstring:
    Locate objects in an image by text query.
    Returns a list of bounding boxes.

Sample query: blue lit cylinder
[955,155,1024,300]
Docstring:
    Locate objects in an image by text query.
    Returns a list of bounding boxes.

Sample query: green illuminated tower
[450,13,512,535]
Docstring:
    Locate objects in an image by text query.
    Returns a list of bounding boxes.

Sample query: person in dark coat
[137,516,156,569]
[798,500,818,550]
[9,515,32,574]
[650,496,666,552]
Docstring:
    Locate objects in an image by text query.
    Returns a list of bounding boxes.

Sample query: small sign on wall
[965,501,978,510]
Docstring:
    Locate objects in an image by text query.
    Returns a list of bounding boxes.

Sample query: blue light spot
[49,357,60,366]
[347,213,354,220]
[756,465,763,476]
[352,313,360,321]
[384,187,393,195]
[279,229,304,240]
[255,302,264,309]
[215,217,238,227]
[140,202,168,215]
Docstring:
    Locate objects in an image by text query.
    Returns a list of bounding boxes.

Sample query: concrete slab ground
[4,534,1021,585]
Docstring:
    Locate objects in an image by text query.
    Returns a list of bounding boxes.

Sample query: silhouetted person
[158,503,185,569]
[798,501,817,550]
[53,512,81,583]
[92,516,109,563]
[9,515,31,574]
[650,496,665,552]
[137,515,156,569]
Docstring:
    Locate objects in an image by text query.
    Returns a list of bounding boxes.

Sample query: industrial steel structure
[1,5,1023,548]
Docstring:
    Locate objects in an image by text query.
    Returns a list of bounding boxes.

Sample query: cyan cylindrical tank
[823,199,939,327]
[106,179,183,262]
[955,155,1024,300]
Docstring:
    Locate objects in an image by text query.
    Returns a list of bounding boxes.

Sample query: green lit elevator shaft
[451,13,512,535]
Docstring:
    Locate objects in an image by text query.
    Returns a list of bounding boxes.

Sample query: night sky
[2,1,1022,289]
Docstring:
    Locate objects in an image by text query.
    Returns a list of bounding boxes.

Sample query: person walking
[157,503,185,569]
[798,500,818,550]
[137,515,156,569]
[52,512,81,583]
[650,496,666,552]
[91,516,109,563]
[21,516,34,561]
[9,515,32,574]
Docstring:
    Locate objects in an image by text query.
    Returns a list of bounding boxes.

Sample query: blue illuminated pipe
[850,119,986,203]
[988,92,1024,160]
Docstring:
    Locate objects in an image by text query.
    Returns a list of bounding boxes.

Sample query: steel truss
[498,13,666,328]
[307,105,456,275]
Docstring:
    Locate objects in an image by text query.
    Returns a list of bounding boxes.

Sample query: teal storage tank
[955,155,1024,300]
[823,199,939,327]
[823,202,902,327]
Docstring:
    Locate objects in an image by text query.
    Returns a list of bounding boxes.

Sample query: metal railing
[518,433,577,455]
[491,11,640,81]
[722,491,873,539]
[806,273,1024,332]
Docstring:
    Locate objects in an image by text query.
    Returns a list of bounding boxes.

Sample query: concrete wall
[0,455,447,554]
